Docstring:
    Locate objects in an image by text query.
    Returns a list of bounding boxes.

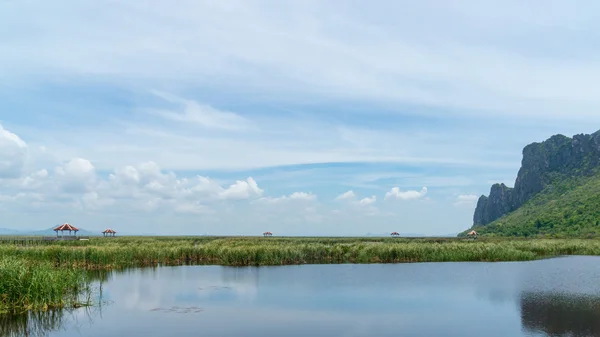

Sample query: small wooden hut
[263,231,273,237]
[467,230,478,239]
[54,223,79,237]
[390,231,400,237]
[102,228,117,237]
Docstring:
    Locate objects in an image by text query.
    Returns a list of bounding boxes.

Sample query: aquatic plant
[2,236,600,269]
[3,236,600,312]
[0,257,92,313]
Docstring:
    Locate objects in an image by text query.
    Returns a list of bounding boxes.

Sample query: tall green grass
[0,257,92,313]
[3,236,600,269]
[3,236,600,312]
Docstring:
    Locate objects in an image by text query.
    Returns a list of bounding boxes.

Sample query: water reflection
[3,257,600,337]
[0,310,66,337]
[0,308,101,337]
[0,272,108,337]
[521,292,600,337]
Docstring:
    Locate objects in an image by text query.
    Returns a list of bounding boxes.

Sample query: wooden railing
[0,236,90,245]
[42,236,90,241]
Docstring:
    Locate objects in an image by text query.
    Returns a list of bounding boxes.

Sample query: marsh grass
[3,236,600,269]
[3,236,600,312]
[0,257,93,313]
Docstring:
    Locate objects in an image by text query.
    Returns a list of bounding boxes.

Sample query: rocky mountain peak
[473,130,600,227]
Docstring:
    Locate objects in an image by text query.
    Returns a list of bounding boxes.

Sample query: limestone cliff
[473,130,600,227]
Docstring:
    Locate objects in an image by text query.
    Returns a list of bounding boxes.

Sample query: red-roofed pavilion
[54,223,79,237]
[390,232,400,237]
[102,228,116,237]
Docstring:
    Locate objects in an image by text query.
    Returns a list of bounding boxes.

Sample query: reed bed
[0,257,92,313]
[3,236,600,269]
[3,236,600,312]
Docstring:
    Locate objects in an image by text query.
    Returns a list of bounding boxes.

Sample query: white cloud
[335,190,376,206]
[385,187,428,201]
[102,164,264,211]
[256,192,317,204]
[150,91,253,131]
[218,177,264,200]
[1,152,269,215]
[78,191,115,210]
[54,158,97,193]
[358,196,377,206]
[335,190,355,200]
[21,169,48,188]
[454,194,479,207]
[0,124,28,178]
[174,202,214,215]
[332,190,379,216]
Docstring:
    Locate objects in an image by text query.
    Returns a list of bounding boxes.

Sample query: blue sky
[1,0,600,235]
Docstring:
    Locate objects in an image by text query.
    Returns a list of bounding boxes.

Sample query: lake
[3,256,600,337]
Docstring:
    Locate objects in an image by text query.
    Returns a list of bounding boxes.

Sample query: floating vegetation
[150,306,204,314]
[198,286,232,291]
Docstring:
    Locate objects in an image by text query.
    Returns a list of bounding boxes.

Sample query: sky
[1,0,600,236]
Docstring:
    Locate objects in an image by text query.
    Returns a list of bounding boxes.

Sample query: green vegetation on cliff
[467,129,600,237]
[474,131,600,225]
[466,172,600,237]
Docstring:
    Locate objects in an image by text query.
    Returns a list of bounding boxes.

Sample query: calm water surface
[3,256,600,337]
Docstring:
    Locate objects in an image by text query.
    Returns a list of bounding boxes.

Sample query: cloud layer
[0,124,450,235]
[0,125,27,179]
[2,0,593,235]
[4,1,600,120]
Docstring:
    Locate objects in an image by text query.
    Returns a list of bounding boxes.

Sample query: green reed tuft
[0,257,92,313]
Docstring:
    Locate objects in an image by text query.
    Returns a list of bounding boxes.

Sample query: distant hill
[462,129,600,237]
[365,232,423,237]
[0,227,101,236]
[364,232,458,237]
[0,228,22,235]
[27,227,100,236]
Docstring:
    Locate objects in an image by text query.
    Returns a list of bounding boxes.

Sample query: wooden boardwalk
[0,236,90,245]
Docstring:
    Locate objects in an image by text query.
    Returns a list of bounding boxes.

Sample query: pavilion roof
[103,228,116,233]
[54,223,79,231]
[468,230,478,235]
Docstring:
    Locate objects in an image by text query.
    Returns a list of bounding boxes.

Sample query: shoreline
[3,236,600,312]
